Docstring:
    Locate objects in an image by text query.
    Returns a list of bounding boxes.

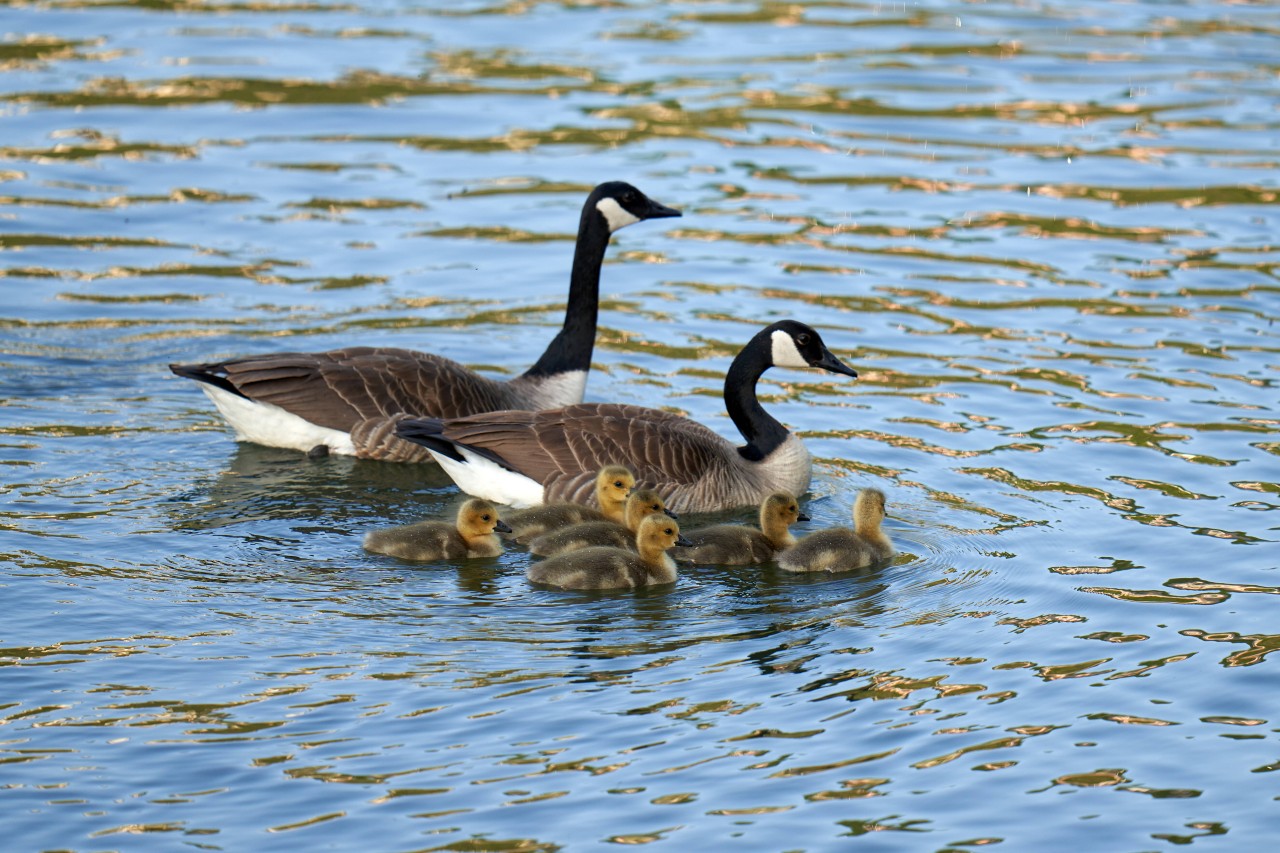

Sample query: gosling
[504,464,635,541]
[527,488,675,557]
[527,515,692,590]
[671,491,807,565]
[776,488,893,573]
[364,498,511,561]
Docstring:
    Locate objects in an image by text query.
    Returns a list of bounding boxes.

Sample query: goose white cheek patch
[596,197,641,232]
[770,329,810,369]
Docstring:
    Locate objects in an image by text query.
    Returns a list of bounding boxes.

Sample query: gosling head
[625,487,678,529]
[636,514,693,553]
[596,464,637,507]
[762,491,808,528]
[458,498,511,538]
[589,181,682,234]
[852,488,888,529]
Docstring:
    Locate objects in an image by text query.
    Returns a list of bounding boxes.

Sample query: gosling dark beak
[494,519,512,534]
[675,533,694,547]
[663,508,678,519]
[812,346,858,379]
[797,511,811,522]
[642,197,682,220]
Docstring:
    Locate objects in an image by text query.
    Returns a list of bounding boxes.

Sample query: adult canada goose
[527,514,692,590]
[394,320,859,514]
[527,488,676,557]
[670,491,807,565]
[363,498,512,561]
[170,182,681,462]
[505,464,635,541]
[776,488,892,573]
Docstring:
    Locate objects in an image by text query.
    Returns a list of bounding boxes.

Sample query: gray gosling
[504,465,635,541]
[364,498,511,561]
[527,515,693,590]
[777,488,892,573]
[671,491,807,565]
[527,488,675,557]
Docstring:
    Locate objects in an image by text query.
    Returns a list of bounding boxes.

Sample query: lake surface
[3,0,1278,849]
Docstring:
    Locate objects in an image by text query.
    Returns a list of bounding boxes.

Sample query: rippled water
[3,0,1278,849]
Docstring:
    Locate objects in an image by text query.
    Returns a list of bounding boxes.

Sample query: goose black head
[764,320,858,379]
[590,181,682,233]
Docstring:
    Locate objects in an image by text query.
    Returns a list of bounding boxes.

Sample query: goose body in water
[527,515,692,590]
[170,182,680,462]
[527,488,675,557]
[776,488,893,573]
[670,491,807,565]
[504,464,635,541]
[395,320,859,514]
[363,498,511,561]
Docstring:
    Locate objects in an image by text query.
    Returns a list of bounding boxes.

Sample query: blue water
[2,0,1278,849]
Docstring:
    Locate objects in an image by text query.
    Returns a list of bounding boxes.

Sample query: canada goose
[776,488,892,573]
[671,491,808,565]
[363,498,511,560]
[527,514,692,590]
[170,182,681,461]
[394,320,858,513]
[527,488,676,557]
[505,464,635,541]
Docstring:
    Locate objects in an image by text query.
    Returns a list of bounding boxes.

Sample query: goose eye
[622,192,636,205]
[796,333,810,346]
[614,481,624,488]
[482,514,490,521]
[664,528,673,536]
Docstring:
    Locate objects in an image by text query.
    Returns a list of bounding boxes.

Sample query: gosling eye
[482,514,491,521]
[614,481,624,488]
[651,504,660,512]
[664,528,674,536]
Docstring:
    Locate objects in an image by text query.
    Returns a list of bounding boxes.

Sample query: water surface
[2,0,1278,849]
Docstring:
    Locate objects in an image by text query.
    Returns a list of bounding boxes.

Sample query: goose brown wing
[434,403,733,501]
[180,347,512,430]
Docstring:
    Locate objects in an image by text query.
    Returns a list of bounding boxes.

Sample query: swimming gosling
[504,464,635,541]
[776,488,892,573]
[527,488,675,557]
[671,491,807,565]
[364,498,511,560]
[527,514,692,590]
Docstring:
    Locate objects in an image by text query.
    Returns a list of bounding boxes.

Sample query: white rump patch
[770,329,810,369]
[426,445,546,509]
[202,385,356,455]
[595,197,641,232]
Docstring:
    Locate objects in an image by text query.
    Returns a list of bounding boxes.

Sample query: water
[3,0,1278,849]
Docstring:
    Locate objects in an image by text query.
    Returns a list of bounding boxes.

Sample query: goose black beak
[797,511,811,522]
[663,507,679,519]
[494,519,512,534]
[812,346,858,379]
[675,533,694,547]
[643,198,682,220]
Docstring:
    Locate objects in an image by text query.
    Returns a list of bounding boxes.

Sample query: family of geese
[171,181,895,589]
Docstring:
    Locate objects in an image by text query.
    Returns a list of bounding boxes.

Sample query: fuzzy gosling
[527,488,675,557]
[364,498,511,561]
[504,464,635,541]
[776,488,892,573]
[527,515,692,590]
[672,491,807,565]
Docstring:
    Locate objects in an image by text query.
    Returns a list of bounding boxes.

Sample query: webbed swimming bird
[170,182,680,461]
[527,488,675,557]
[527,514,692,590]
[363,498,511,561]
[395,320,858,513]
[776,488,892,573]
[670,491,807,565]
[504,464,635,541]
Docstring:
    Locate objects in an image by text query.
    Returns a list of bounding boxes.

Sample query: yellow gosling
[672,492,806,565]
[504,464,635,540]
[527,515,692,590]
[527,488,674,557]
[364,498,510,560]
[776,488,892,573]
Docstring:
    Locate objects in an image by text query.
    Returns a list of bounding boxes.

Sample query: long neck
[523,208,610,378]
[725,339,788,462]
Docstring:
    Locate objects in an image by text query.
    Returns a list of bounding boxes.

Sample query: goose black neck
[725,335,789,462]
[523,204,611,379]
